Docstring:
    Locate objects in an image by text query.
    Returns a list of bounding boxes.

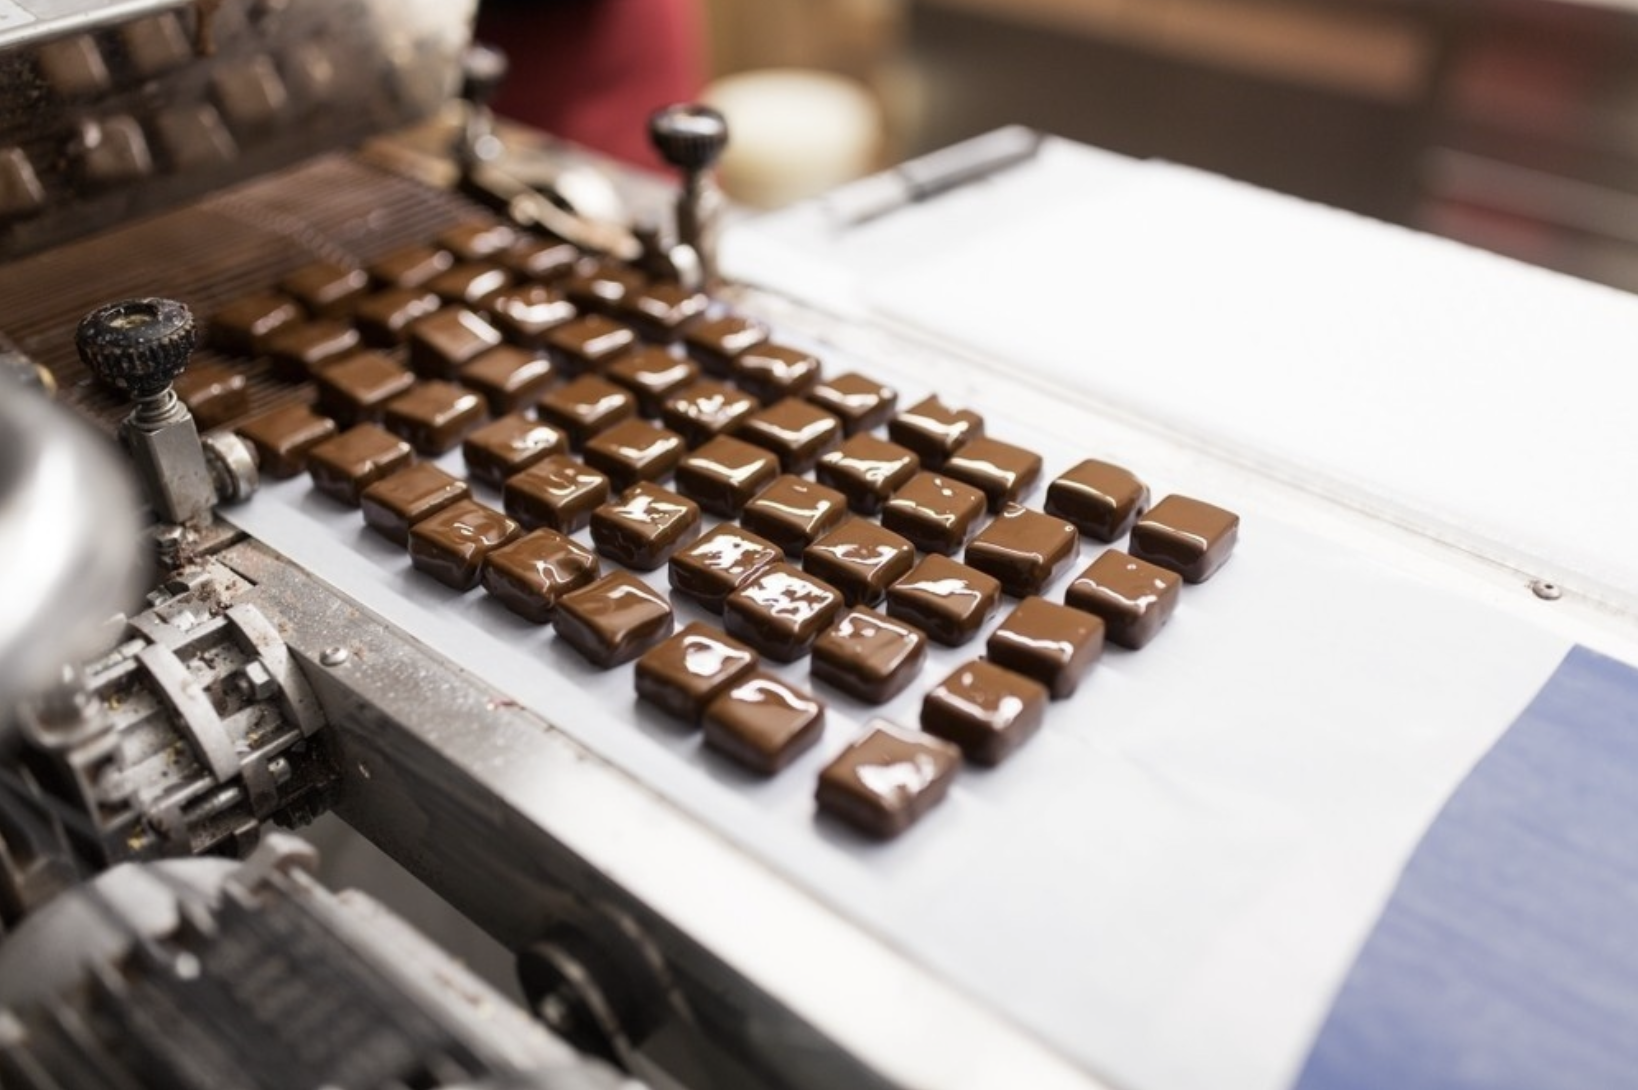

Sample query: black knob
[648,104,728,174]
[461,42,508,108]
[75,298,197,400]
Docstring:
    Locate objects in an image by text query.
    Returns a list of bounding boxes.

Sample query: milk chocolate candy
[553,571,674,668]
[661,379,759,447]
[306,423,413,506]
[483,529,601,623]
[1064,549,1181,650]
[172,363,248,429]
[816,722,960,839]
[462,415,567,488]
[211,291,301,356]
[408,499,522,591]
[382,381,487,455]
[674,435,779,517]
[704,671,826,775]
[504,455,610,534]
[425,262,511,308]
[802,519,916,607]
[482,284,577,348]
[735,397,843,474]
[537,374,636,448]
[888,395,983,468]
[236,403,337,478]
[636,622,760,724]
[544,313,638,374]
[986,596,1104,699]
[606,347,700,417]
[1129,494,1239,583]
[618,282,709,343]
[407,307,504,379]
[885,553,1001,647]
[965,504,1078,597]
[499,236,579,281]
[881,472,987,556]
[360,463,470,545]
[805,371,897,436]
[278,260,368,318]
[562,259,646,314]
[811,607,927,704]
[265,319,360,380]
[1044,459,1150,542]
[368,243,454,289]
[437,220,518,262]
[740,475,848,556]
[816,435,920,515]
[668,525,782,613]
[921,659,1048,766]
[941,437,1043,512]
[352,287,441,348]
[313,351,414,428]
[731,343,821,405]
[459,346,555,416]
[682,313,768,376]
[723,562,845,663]
[583,419,687,490]
[589,482,701,571]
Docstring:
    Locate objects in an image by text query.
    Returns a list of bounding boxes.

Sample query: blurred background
[690,0,1638,294]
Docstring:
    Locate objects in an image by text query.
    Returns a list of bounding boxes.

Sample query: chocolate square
[921,659,1048,766]
[590,482,701,570]
[544,314,638,374]
[360,463,470,545]
[306,423,414,506]
[805,372,898,436]
[816,435,920,514]
[987,596,1104,699]
[803,519,916,607]
[265,319,360,380]
[352,287,441,348]
[537,374,636,448]
[554,571,674,668]
[661,380,759,447]
[459,346,555,416]
[682,314,768,375]
[731,343,821,405]
[503,455,610,533]
[674,435,779,517]
[462,414,567,488]
[583,419,687,490]
[499,236,579,281]
[425,262,511,308]
[211,291,300,356]
[1129,494,1240,583]
[278,260,369,319]
[668,525,782,613]
[703,671,826,774]
[482,284,577,348]
[482,529,601,623]
[606,347,699,417]
[815,722,960,839]
[617,282,709,343]
[1042,458,1149,542]
[383,381,487,455]
[313,351,414,428]
[407,307,504,379]
[437,220,518,262]
[885,553,1001,646]
[236,403,337,478]
[408,499,522,591]
[636,622,760,724]
[1063,549,1181,650]
[965,504,1079,597]
[172,363,248,429]
[741,475,848,556]
[368,243,454,289]
[562,259,646,314]
[736,397,843,473]
[723,562,845,663]
[881,472,987,555]
[811,607,927,704]
[941,437,1043,512]
[888,395,983,468]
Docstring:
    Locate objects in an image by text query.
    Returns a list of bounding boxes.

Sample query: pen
[824,125,1044,228]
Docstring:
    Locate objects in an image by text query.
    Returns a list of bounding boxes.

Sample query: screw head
[648,103,728,173]
[320,646,350,667]
[76,298,197,399]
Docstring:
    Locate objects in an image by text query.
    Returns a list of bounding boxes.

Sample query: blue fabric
[1295,645,1638,1090]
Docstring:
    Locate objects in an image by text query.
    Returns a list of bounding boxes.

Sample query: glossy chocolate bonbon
[940,437,1043,512]
[1043,458,1149,542]
[661,379,759,447]
[265,319,360,380]
[482,284,576,348]
[407,307,504,379]
[437,220,518,262]
[482,529,601,623]
[802,519,916,607]
[407,499,522,591]
[740,475,848,556]
[278,260,368,318]
[352,287,441,348]
[881,472,987,556]
[1063,549,1181,649]
[635,622,760,724]
[537,374,636,448]
[553,571,674,668]
[735,397,843,474]
[964,504,1079,597]
[723,562,845,663]
[703,671,826,775]
[543,313,637,374]
[462,415,566,488]
[499,236,578,281]
[1129,494,1240,583]
[382,380,487,455]
[369,243,454,290]
[805,372,897,436]
[673,434,779,517]
[986,596,1104,699]
[313,351,414,427]
[236,403,337,479]
[682,313,768,375]
[172,363,247,429]
[459,346,555,416]
[668,525,782,613]
[211,291,300,355]
[503,455,610,534]
[888,395,983,468]
[583,419,688,490]
[306,423,413,506]
[816,435,920,515]
[731,343,821,405]
[811,607,927,704]
[589,482,701,570]
[360,463,470,545]
[884,553,1001,646]
[606,347,700,417]
[425,262,511,308]
[815,722,960,839]
[921,659,1049,766]
[617,282,709,343]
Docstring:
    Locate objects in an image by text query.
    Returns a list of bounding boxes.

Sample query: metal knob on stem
[648,103,729,284]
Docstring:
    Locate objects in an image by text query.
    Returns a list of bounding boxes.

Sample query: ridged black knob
[76,298,197,400]
[649,104,728,173]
